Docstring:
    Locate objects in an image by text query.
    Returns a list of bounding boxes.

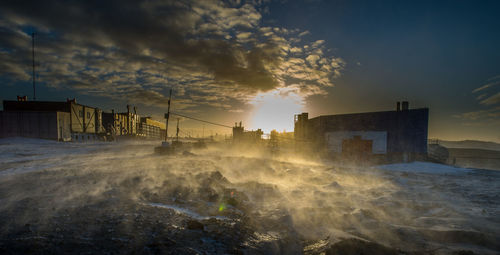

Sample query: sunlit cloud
[0,0,345,117]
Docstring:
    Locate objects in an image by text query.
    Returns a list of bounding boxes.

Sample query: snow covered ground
[0,137,499,254]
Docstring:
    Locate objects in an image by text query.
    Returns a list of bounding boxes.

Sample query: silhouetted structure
[1,99,104,141]
[232,122,263,144]
[295,101,429,162]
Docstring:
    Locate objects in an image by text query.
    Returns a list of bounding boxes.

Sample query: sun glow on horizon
[249,88,304,133]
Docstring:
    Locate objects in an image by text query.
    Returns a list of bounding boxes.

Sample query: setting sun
[249,88,304,133]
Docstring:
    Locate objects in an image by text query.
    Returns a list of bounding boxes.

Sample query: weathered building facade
[102,106,140,137]
[139,117,166,140]
[101,106,166,140]
[1,99,105,141]
[0,111,71,141]
[295,102,429,162]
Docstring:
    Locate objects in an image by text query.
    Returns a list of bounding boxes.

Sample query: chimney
[396,102,401,111]
[402,101,409,111]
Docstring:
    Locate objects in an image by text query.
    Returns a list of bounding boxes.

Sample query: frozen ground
[0,137,499,254]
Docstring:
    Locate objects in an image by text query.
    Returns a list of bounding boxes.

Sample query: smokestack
[402,101,409,111]
[396,102,401,111]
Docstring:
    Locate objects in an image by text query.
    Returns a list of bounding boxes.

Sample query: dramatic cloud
[0,0,345,112]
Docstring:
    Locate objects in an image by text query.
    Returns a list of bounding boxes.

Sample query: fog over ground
[0,138,499,254]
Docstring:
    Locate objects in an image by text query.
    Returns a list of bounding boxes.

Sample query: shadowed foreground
[0,138,498,254]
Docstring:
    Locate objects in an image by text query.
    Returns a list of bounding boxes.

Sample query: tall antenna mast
[32,32,36,101]
[164,88,172,142]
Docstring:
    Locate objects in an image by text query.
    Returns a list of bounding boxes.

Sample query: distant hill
[428,141,500,170]
[437,140,500,151]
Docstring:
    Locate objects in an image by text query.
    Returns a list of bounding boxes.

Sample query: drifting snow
[0,137,499,254]
[375,161,472,174]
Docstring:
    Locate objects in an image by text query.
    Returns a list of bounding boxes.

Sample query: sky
[0,0,499,141]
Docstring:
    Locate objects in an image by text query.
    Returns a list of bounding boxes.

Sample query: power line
[170,112,314,143]
[169,112,311,141]
[170,112,233,129]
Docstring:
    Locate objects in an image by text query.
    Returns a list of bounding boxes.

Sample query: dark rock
[186,220,204,230]
[452,250,475,255]
[325,239,401,255]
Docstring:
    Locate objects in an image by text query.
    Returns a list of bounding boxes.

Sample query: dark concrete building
[1,99,104,141]
[0,111,71,141]
[294,102,429,162]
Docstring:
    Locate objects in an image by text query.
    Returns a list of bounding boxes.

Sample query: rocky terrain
[0,138,498,254]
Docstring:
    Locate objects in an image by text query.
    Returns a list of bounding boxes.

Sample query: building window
[79,110,83,117]
[87,112,90,118]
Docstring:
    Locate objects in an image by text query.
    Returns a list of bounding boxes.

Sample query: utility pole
[164,89,172,142]
[32,32,36,101]
[176,118,180,142]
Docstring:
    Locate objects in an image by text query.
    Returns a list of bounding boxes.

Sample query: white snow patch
[375,161,471,174]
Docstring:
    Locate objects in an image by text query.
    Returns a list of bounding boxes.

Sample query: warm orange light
[249,88,304,133]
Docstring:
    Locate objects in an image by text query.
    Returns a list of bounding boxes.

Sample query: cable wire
[170,112,234,129]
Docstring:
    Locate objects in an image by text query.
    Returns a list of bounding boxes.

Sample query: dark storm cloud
[0,0,344,109]
[1,0,279,90]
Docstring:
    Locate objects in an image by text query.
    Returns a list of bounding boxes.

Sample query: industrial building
[1,99,168,141]
[232,122,263,144]
[102,106,166,140]
[294,101,429,162]
[139,117,166,140]
[102,105,140,137]
[1,99,105,141]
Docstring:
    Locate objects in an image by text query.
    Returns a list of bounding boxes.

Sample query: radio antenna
[32,32,36,101]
